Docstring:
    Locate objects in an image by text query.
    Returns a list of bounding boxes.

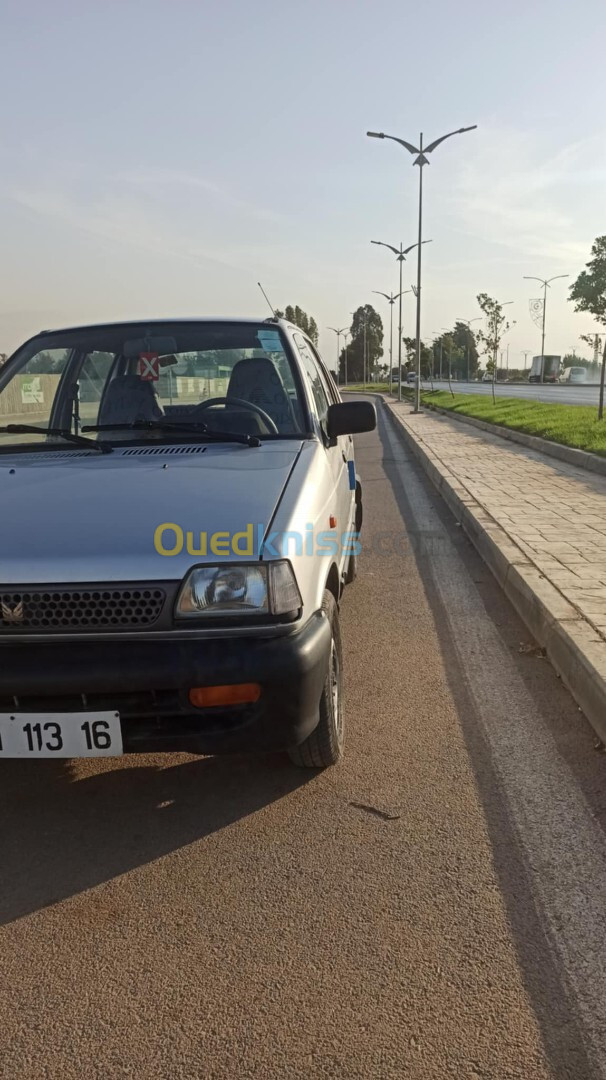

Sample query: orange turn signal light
[188,683,261,708]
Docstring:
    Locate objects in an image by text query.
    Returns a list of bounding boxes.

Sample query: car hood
[0,443,302,584]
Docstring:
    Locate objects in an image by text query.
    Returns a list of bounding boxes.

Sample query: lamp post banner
[529,299,544,329]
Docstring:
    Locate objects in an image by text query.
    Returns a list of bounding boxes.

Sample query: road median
[411,389,606,463]
[384,398,606,744]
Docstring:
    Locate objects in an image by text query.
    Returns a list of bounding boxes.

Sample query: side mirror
[325,401,377,439]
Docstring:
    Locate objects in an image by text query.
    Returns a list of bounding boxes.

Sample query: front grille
[0,687,179,716]
[0,585,166,632]
[0,688,256,751]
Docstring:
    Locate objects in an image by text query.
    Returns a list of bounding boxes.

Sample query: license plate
[0,711,122,758]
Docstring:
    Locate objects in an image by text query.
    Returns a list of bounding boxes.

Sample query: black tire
[288,591,344,768]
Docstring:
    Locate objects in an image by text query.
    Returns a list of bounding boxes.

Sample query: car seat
[226,358,297,434]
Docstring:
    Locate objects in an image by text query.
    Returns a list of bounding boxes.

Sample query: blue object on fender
[347,460,356,490]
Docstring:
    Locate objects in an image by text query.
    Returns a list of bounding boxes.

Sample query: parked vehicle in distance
[563,366,587,384]
[0,317,377,768]
[482,370,493,382]
[406,371,417,384]
[529,355,561,383]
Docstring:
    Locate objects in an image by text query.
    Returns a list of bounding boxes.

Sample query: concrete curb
[384,400,606,745]
[418,399,606,478]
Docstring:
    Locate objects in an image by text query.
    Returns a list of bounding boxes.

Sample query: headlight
[175,561,301,619]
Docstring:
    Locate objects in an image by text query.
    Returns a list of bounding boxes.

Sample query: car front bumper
[0,611,331,755]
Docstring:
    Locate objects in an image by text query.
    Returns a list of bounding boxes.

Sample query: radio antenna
[258,282,277,317]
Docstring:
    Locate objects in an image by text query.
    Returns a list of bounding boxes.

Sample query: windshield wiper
[83,420,261,447]
[0,424,113,455]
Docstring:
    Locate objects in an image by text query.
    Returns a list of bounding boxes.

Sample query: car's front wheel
[288,590,344,768]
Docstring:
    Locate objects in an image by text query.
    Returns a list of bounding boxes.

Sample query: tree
[26,351,65,374]
[569,236,606,418]
[275,304,319,345]
[451,322,479,379]
[338,305,383,383]
[578,334,603,379]
[562,353,586,370]
[427,325,478,383]
[475,294,511,402]
[402,337,434,380]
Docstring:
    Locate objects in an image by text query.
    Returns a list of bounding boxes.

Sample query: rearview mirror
[325,401,376,439]
[123,336,178,358]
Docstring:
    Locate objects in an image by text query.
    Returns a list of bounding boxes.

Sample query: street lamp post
[368,124,477,412]
[350,310,368,391]
[360,317,367,390]
[433,332,444,379]
[373,290,409,394]
[441,327,454,395]
[523,274,568,381]
[342,331,350,387]
[371,240,426,401]
[360,320,367,391]
[327,326,347,386]
[456,316,482,382]
[522,350,531,371]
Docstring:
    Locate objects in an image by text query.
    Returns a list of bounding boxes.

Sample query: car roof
[38,316,292,336]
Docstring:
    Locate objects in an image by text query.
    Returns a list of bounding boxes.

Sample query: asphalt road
[428,379,602,406]
[3,404,606,1079]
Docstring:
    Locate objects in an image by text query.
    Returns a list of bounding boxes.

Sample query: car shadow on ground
[0,752,313,926]
[376,405,597,1080]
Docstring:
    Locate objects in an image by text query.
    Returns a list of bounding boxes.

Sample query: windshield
[0,321,306,450]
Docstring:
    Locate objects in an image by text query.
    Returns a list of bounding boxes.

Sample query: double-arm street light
[367,124,477,413]
[373,289,411,394]
[371,240,428,401]
[523,274,568,372]
[457,316,482,382]
[327,326,348,385]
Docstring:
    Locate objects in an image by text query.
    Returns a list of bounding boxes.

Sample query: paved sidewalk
[386,400,606,738]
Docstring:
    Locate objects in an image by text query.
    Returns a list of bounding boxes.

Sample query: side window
[294,334,330,426]
[0,349,71,431]
[306,341,340,404]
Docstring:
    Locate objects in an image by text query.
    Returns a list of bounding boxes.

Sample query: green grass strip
[418,390,606,457]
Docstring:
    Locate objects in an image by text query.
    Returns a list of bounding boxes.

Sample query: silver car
[0,318,375,767]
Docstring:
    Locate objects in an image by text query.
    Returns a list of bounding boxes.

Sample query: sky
[1,0,605,368]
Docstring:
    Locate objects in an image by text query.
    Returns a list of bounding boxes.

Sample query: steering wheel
[192,396,280,435]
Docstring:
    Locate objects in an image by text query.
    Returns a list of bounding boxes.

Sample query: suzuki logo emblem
[1,600,24,624]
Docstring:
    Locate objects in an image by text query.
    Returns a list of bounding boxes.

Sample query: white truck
[529,355,561,383]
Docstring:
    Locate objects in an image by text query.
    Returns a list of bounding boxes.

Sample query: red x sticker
[138,352,160,381]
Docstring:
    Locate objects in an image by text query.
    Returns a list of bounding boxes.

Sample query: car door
[293,335,355,573]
